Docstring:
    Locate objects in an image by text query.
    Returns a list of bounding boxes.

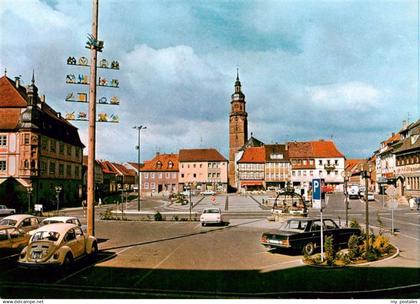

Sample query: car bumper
[261,241,291,248]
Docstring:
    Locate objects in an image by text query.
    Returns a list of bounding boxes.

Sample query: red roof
[288,140,344,158]
[98,160,118,175]
[0,76,28,107]
[238,147,266,163]
[127,162,144,171]
[141,153,179,172]
[179,148,227,162]
[0,108,22,130]
[345,159,366,171]
[111,162,136,176]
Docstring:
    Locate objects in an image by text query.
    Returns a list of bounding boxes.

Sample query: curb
[302,244,400,268]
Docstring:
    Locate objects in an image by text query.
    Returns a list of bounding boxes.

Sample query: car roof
[2,214,35,221]
[32,223,78,234]
[203,208,220,211]
[42,216,77,222]
[0,225,17,230]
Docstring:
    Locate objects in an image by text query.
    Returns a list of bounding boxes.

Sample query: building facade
[237,146,265,191]
[140,153,179,196]
[0,74,84,211]
[264,144,291,190]
[179,148,228,192]
[394,120,420,198]
[228,72,248,189]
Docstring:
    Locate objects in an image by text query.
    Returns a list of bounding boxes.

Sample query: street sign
[385,185,397,196]
[312,178,321,209]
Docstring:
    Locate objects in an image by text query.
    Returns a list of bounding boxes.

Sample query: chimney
[40,95,45,103]
[57,112,61,118]
[392,132,395,136]
[15,76,20,88]
[156,152,160,156]
[402,120,408,129]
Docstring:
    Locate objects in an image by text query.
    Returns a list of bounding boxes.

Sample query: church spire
[235,68,241,90]
[31,70,35,85]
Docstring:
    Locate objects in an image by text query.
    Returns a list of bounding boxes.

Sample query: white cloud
[306,82,382,111]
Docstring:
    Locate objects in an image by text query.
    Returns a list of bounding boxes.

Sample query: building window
[59,143,65,155]
[309,160,314,165]
[59,164,64,176]
[0,160,6,171]
[24,134,30,145]
[151,173,155,178]
[67,145,72,156]
[151,182,156,189]
[41,137,48,151]
[67,165,72,177]
[49,162,56,175]
[172,173,177,179]
[0,135,7,147]
[335,170,338,176]
[144,173,148,179]
[50,140,56,153]
[182,164,184,168]
[319,160,322,165]
[158,173,162,179]
[193,173,197,178]
[41,161,47,174]
[75,148,80,158]
[208,173,211,178]
[199,164,202,168]
[144,182,149,189]
[334,160,339,165]
[181,174,184,178]
[166,172,170,178]
[168,161,173,168]
[319,170,323,176]
[193,164,196,168]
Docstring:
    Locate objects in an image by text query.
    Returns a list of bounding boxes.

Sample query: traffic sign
[385,185,397,196]
[388,200,398,210]
[312,178,321,209]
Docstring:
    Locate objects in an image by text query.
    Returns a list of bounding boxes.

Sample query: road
[0,193,418,298]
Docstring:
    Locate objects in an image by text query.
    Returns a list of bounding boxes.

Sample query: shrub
[349,218,361,230]
[336,252,351,265]
[372,234,392,255]
[154,211,163,221]
[324,235,336,266]
[100,208,115,220]
[348,234,362,260]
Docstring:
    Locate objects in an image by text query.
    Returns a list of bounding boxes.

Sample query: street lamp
[26,186,33,214]
[341,170,352,227]
[55,186,62,212]
[133,125,147,212]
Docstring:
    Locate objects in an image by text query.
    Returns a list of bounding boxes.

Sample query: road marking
[116,246,135,255]
[381,217,420,227]
[404,212,420,216]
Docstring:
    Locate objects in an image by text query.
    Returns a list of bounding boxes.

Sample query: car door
[74,227,86,255]
[0,228,12,250]
[64,229,83,259]
[323,219,339,244]
[309,220,323,246]
[8,228,29,249]
[19,218,33,232]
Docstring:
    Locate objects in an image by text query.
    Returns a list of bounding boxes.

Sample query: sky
[0,0,418,163]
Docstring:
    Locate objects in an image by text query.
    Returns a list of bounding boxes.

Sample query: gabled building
[375,132,401,193]
[288,140,345,194]
[124,162,144,191]
[140,153,179,196]
[109,162,136,190]
[264,144,291,189]
[97,160,119,194]
[0,74,84,211]
[237,146,265,191]
[179,148,228,192]
[394,119,420,197]
[82,156,104,200]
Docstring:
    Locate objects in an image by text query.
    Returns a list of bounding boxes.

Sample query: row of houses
[374,120,420,199]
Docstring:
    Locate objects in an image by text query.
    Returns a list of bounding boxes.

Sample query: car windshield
[0,219,17,226]
[31,231,60,242]
[204,209,220,214]
[280,220,308,232]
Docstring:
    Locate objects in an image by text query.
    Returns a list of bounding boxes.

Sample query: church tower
[228,70,248,189]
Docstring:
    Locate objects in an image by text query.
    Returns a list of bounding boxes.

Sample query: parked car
[0,214,40,233]
[260,218,361,255]
[38,216,87,234]
[201,190,216,196]
[0,225,30,257]
[18,223,97,268]
[348,185,359,199]
[359,191,375,201]
[200,208,223,226]
[0,205,16,216]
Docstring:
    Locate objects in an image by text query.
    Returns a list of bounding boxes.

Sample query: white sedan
[201,190,216,196]
[200,208,223,226]
[0,205,15,216]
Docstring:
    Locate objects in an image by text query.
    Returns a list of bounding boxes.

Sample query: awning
[241,180,263,186]
[15,178,31,188]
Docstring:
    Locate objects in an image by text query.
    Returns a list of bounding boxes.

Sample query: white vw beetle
[18,223,97,268]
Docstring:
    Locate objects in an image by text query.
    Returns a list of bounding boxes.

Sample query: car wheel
[202,222,206,226]
[303,242,315,255]
[91,242,98,256]
[62,253,73,270]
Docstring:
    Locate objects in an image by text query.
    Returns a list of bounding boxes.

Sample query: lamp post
[133,125,147,211]
[362,162,372,253]
[55,186,62,212]
[341,170,352,227]
[26,186,33,214]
